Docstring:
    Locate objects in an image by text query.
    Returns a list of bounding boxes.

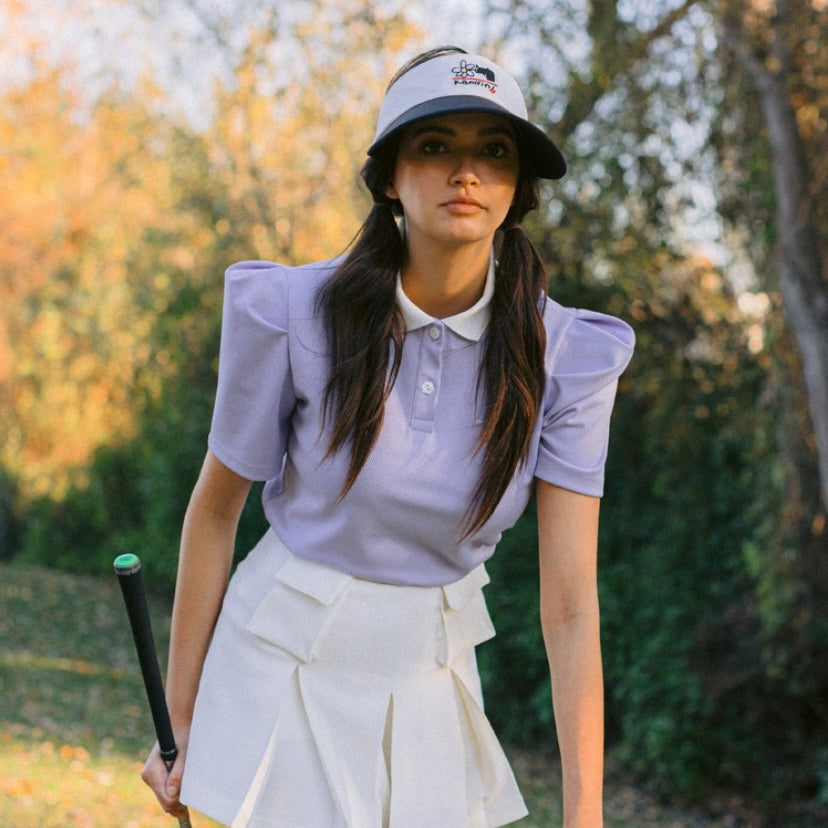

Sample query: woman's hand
[141,735,191,820]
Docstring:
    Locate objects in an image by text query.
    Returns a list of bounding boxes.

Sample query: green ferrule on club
[113,553,142,575]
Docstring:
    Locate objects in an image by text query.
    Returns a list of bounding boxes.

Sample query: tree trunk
[726,0,828,514]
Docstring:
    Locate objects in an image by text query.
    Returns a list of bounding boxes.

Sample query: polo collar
[396,251,494,342]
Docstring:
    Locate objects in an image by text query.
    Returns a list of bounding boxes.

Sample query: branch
[560,0,702,135]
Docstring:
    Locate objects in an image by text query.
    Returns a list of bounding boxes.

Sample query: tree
[719,0,828,514]
[478,0,828,803]
[0,0,425,498]
[0,68,185,497]
[712,0,828,797]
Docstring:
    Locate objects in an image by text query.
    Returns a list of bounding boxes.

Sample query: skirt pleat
[180,530,528,828]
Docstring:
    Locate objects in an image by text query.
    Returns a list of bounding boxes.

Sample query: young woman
[141,46,634,827]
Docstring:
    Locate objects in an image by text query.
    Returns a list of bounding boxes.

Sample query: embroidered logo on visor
[452,59,497,94]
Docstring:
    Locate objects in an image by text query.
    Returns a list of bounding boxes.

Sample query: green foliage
[0,466,23,561]
[478,500,553,746]
[19,267,270,591]
[597,292,774,799]
[22,444,142,575]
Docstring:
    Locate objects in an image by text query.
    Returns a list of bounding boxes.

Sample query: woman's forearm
[165,452,252,730]
[536,481,604,827]
[542,601,604,827]
[165,505,237,727]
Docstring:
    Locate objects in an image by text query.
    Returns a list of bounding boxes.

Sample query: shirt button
[421,380,435,395]
[429,326,441,340]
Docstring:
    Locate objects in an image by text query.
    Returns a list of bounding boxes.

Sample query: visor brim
[367,96,566,180]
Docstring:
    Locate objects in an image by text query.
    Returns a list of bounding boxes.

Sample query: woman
[142,46,634,827]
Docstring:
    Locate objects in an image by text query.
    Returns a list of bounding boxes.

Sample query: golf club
[114,553,192,828]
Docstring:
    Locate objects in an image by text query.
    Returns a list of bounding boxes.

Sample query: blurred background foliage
[1,0,826,816]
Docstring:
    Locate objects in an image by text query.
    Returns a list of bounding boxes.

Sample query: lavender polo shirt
[208,257,634,586]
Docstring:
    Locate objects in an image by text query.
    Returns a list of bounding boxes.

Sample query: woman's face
[386,112,519,251]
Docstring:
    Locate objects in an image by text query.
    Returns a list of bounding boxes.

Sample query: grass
[0,561,771,827]
[0,562,222,827]
[1,740,180,828]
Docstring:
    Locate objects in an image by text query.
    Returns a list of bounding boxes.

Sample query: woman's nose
[450,156,480,186]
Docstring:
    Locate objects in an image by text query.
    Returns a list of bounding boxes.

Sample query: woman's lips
[442,196,485,213]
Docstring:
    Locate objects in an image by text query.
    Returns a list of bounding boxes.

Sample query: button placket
[412,323,445,430]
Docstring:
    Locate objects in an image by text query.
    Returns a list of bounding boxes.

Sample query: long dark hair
[316,48,548,535]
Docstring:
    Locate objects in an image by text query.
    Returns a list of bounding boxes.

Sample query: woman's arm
[536,479,604,828]
[142,449,252,818]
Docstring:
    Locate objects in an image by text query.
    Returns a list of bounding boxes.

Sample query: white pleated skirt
[180,530,528,828]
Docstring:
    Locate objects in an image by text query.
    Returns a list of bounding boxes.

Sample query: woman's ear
[385,182,399,201]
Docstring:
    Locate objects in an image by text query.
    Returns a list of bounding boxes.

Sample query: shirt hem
[208,434,280,482]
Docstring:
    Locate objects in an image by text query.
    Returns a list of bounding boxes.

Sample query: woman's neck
[401,238,491,319]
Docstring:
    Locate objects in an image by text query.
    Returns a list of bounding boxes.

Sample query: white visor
[368,53,566,180]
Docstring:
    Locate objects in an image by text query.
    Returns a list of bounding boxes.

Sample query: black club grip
[113,554,178,768]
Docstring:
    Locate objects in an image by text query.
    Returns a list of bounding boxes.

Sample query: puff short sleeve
[207,261,295,482]
[535,306,635,496]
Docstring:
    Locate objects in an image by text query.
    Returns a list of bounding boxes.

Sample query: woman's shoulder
[226,257,341,295]
[541,295,635,376]
[223,257,343,321]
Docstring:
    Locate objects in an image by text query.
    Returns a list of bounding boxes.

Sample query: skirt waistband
[232,528,495,670]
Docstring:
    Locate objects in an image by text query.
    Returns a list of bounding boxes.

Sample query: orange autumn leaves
[0,9,422,500]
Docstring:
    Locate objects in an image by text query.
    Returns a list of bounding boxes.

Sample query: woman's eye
[420,140,446,155]
[484,142,512,158]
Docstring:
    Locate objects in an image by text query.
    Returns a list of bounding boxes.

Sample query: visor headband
[375,54,527,137]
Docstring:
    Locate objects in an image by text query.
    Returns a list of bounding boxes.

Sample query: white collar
[395,251,495,342]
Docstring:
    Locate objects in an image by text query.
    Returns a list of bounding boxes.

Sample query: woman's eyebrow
[409,124,517,139]
[409,124,455,138]
[478,125,517,139]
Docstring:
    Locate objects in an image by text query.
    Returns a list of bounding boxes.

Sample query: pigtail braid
[464,206,547,534]
[317,201,406,496]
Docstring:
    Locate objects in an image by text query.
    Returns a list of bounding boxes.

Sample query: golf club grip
[113,556,178,766]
